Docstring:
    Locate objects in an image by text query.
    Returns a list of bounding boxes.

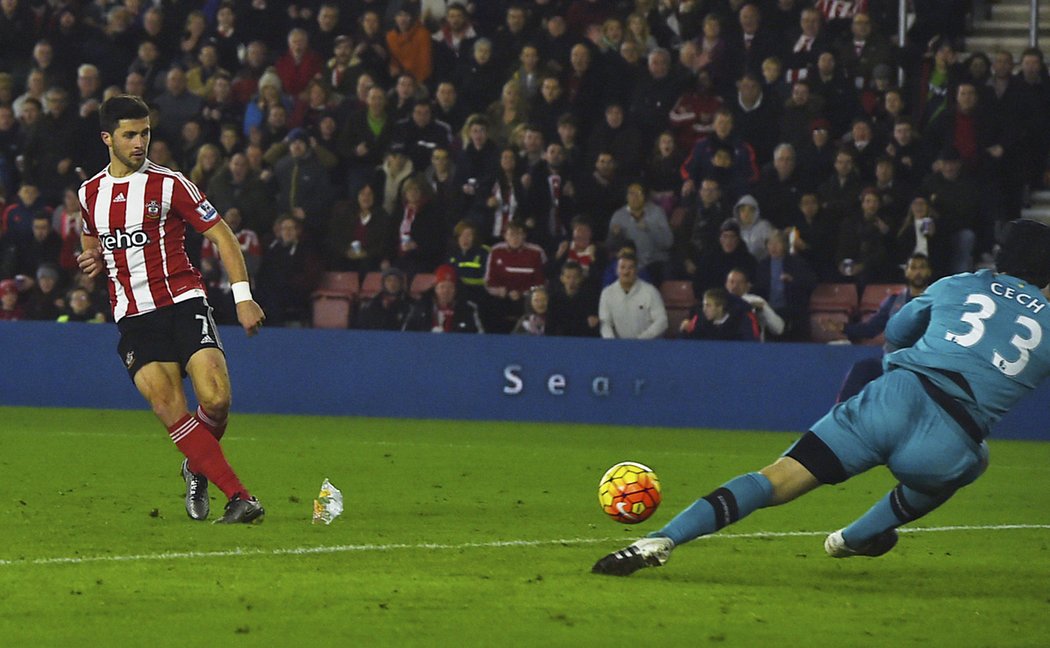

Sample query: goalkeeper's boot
[180,459,210,521]
[214,493,265,524]
[591,536,674,576]
[824,528,898,558]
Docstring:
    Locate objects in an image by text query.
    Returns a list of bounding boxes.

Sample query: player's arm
[884,289,934,350]
[76,234,103,278]
[202,220,265,336]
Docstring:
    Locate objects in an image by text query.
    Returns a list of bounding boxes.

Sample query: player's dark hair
[996,219,1050,287]
[99,95,150,134]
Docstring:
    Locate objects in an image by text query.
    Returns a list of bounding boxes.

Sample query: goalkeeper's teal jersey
[884,269,1050,435]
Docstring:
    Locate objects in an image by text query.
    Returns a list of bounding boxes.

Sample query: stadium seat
[359,272,384,301]
[859,283,904,315]
[312,271,360,299]
[312,294,353,329]
[659,280,697,310]
[809,283,858,316]
[410,273,436,299]
[809,312,850,344]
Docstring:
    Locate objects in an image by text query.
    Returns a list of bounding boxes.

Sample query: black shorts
[116,298,224,380]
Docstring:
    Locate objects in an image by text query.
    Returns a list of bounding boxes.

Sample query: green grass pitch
[1,406,1048,646]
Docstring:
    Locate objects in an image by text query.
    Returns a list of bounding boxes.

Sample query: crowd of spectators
[2,0,1048,342]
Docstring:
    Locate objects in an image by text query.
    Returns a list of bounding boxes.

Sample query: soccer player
[593,219,1050,575]
[76,95,265,524]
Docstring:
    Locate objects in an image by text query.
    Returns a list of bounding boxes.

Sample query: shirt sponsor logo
[145,199,161,219]
[101,228,150,251]
[196,199,218,222]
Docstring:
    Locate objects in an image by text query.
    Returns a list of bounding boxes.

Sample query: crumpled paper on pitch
[312,478,343,525]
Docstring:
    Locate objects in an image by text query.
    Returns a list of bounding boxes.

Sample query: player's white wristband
[231,281,254,304]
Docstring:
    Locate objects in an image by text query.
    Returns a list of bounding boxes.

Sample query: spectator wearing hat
[242,68,292,138]
[325,35,358,100]
[797,117,836,191]
[357,266,413,330]
[402,263,484,333]
[598,250,667,340]
[24,263,65,321]
[272,127,336,243]
[387,5,433,84]
[691,219,757,298]
[0,278,25,321]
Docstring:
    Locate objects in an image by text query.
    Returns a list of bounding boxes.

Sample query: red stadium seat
[312,295,353,329]
[410,273,436,299]
[312,271,359,298]
[809,283,858,316]
[660,280,697,310]
[859,283,904,315]
[359,272,384,301]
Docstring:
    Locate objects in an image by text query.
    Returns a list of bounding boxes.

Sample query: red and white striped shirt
[79,160,221,321]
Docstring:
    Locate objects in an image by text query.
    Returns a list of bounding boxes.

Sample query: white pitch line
[1,524,1047,568]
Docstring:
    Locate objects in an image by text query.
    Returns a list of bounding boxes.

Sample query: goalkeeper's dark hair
[995,219,1050,287]
[99,95,150,134]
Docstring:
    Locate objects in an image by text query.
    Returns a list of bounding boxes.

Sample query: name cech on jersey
[79,161,218,321]
[990,282,1046,314]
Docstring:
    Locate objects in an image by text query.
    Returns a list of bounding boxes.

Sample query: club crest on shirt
[195,199,218,222]
[145,199,161,219]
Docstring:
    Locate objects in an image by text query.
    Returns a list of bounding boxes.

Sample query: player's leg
[186,346,230,441]
[183,347,263,523]
[829,428,990,558]
[174,298,263,523]
[835,357,883,403]
[652,456,821,547]
[132,361,212,520]
[591,453,826,576]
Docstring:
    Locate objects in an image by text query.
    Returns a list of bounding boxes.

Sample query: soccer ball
[598,461,661,524]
